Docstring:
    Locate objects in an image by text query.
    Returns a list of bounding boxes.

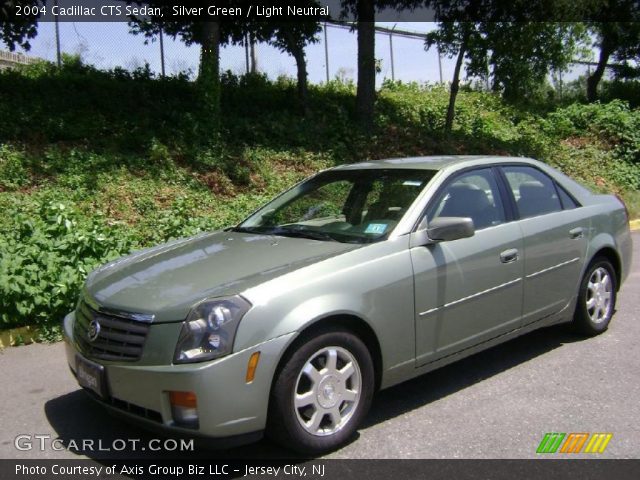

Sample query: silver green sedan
[63,156,632,454]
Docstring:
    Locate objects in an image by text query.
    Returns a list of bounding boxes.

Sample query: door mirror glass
[427,217,475,242]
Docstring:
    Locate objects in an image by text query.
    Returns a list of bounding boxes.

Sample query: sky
[14,21,594,87]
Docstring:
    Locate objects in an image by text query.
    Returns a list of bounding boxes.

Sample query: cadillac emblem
[87,319,101,342]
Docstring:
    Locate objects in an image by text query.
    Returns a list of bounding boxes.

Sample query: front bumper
[63,312,295,440]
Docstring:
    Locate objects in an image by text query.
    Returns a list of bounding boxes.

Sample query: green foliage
[546,100,640,167]
[0,57,200,151]
[0,145,29,190]
[0,64,639,332]
[600,80,640,108]
[0,199,138,328]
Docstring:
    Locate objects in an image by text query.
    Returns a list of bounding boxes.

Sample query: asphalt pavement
[1,233,638,460]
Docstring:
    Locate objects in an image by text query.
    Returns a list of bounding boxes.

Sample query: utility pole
[159,26,166,76]
[54,0,61,67]
[324,22,330,83]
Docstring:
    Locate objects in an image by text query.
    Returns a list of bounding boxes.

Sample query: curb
[630,219,640,232]
[0,326,40,349]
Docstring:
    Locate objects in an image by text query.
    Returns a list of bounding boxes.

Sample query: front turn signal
[246,351,261,384]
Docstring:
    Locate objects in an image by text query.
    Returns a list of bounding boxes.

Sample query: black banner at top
[2,0,640,23]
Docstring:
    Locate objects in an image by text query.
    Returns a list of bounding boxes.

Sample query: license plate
[76,355,106,398]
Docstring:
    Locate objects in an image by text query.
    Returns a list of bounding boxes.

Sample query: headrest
[519,181,550,201]
[443,183,491,214]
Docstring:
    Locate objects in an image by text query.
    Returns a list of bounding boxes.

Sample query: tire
[572,257,617,336]
[267,328,374,455]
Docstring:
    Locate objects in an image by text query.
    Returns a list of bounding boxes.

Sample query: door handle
[500,248,519,264]
[569,227,584,239]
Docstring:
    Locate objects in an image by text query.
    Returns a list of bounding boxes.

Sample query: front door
[412,168,524,367]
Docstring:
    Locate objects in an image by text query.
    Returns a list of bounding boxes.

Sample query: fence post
[437,45,443,83]
[389,25,396,81]
[54,0,61,67]
[324,22,330,83]
[159,26,166,76]
[244,33,250,74]
[250,34,257,73]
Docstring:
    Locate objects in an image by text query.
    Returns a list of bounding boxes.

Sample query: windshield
[235,169,436,244]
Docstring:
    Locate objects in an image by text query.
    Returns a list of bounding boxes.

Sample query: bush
[0,200,138,328]
[0,145,30,191]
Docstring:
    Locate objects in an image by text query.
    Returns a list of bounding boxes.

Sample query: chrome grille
[74,300,150,361]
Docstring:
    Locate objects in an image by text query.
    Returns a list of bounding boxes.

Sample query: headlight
[174,296,251,364]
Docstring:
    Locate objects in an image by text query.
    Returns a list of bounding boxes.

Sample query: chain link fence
[5,21,599,88]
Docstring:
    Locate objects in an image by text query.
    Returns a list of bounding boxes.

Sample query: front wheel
[572,258,617,336]
[267,329,374,455]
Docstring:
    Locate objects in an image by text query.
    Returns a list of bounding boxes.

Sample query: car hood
[84,231,360,322]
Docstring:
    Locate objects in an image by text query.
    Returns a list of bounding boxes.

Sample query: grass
[0,58,639,331]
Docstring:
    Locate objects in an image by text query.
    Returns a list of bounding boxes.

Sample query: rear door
[499,165,588,326]
[411,167,524,366]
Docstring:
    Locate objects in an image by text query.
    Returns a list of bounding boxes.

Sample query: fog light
[169,391,199,428]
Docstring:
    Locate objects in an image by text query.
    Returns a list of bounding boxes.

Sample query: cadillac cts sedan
[63,156,632,454]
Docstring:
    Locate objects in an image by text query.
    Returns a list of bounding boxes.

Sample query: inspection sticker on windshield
[365,223,388,234]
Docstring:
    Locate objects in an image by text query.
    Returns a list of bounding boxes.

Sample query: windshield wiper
[229,226,269,234]
[270,227,338,242]
[230,225,337,242]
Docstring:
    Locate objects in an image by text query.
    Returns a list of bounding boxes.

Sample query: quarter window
[557,184,579,209]
[502,166,562,219]
[425,168,506,231]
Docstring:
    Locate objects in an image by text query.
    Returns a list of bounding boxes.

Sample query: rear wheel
[573,258,617,336]
[267,329,374,454]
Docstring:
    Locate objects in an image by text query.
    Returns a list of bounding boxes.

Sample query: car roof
[331,155,537,171]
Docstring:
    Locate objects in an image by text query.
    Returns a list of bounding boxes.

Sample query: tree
[486,22,584,102]
[341,0,421,130]
[248,17,321,115]
[587,20,640,102]
[355,0,376,129]
[426,22,478,132]
[129,3,322,128]
[426,3,584,131]
[0,0,43,51]
[128,1,252,134]
[269,24,320,114]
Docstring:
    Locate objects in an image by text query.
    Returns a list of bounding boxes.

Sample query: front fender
[233,238,416,385]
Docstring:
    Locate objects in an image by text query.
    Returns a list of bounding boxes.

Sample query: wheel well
[591,247,622,290]
[273,314,383,393]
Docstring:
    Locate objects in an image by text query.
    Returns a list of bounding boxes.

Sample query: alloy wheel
[586,267,613,324]
[293,346,362,437]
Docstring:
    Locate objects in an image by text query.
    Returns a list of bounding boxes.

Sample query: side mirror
[428,217,475,242]
[410,217,475,247]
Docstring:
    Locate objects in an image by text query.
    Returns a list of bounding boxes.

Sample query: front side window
[502,166,562,219]
[237,169,436,244]
[424,168,506,231]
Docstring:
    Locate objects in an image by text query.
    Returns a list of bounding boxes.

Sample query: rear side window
[502,166,562,219]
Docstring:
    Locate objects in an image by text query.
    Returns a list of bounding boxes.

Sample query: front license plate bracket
[75,355,107,398]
